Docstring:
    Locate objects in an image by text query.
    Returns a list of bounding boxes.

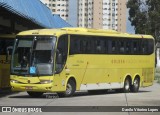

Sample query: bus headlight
[40,80,53,84]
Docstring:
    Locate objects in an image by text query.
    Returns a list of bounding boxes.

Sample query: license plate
[25,86,33,90]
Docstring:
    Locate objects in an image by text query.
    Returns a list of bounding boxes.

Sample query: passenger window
[132,40,140,54]
[111,41,116,53]
[119,41,125,53]
[95,40,101,52]
[94,39,105,54]
[126,41,131,54]
[70,38,80,54]
[133,42,137,52]
[148,39,154,54]
[80,40,87,53]
[141,40,148,54]
[80,39,92,54]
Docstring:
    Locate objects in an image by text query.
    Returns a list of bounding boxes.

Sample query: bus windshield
[11,36,56,76]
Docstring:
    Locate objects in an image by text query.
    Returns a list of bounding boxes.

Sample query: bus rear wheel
[57,80,76,97]
[27,91,43,98]
[131,77,140,92]
[123,78,130,93]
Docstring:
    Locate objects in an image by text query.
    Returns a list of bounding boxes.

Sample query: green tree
[127,0,160,41]
[147,0,160,41]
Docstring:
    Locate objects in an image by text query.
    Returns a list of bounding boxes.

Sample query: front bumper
[10,82,53,92]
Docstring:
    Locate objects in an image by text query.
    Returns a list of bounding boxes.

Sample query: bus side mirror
[6,46,13,62]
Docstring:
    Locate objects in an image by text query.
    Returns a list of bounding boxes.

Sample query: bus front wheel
[131,77,140,92]
[57,80,76,97]
[27,91,43,98]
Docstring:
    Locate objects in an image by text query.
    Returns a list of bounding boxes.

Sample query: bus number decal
[111,59,125,64]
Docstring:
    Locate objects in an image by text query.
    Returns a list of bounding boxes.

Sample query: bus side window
[86,40,92,53]
[108,39,118,54]
[104,40,108,54]
[141,40,148,54]
[134,40,142,54]
[80,38,92,54]
[133,41,137,53]
[119,41,125,53]
[94,39,104,53]
[70,37,80,54]
[80,40,86,53]
[148,39,154,54]
[126,41,131,54]
[132,40,139,54]
[108,40,112,54]
[86,40,91,53]
[111,40,116,53]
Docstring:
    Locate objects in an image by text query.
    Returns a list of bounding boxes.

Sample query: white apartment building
[102,0,118,30]
[41,0,69,21]
[78,0,126,32]
[41,0,126,32]
[78,0,93,28]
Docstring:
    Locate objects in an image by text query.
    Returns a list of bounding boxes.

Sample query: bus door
[54,35,69,91]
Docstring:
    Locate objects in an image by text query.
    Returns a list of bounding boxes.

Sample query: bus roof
[17,27,154,39]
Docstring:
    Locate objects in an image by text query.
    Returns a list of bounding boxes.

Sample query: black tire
[123,78,131,93]
[57,80,76,97]
[27,91,43,98]
[131,77,140,92]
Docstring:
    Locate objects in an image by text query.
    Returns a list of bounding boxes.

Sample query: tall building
[78,0,94,28]
[41,0,78,27]
[41,0,69,21]
[78,0,127,32]
[41,0,127,32]
[102,0,119,30]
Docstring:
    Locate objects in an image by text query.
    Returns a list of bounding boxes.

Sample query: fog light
[40,80,53,84]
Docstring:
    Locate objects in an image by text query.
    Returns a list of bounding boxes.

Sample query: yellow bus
[10,28,155,97]
[0,34,15,89]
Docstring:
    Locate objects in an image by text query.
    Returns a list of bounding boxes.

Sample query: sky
[127,21,135,34]
[126,16,135,34]
[126,9,135,34]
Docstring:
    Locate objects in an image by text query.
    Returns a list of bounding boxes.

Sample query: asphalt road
[0,82,160,115]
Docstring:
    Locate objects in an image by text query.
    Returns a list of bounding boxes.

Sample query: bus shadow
[135,90,151,93]
[8,90,151,99]
[73,90,151,97]
[9,93,59,99]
